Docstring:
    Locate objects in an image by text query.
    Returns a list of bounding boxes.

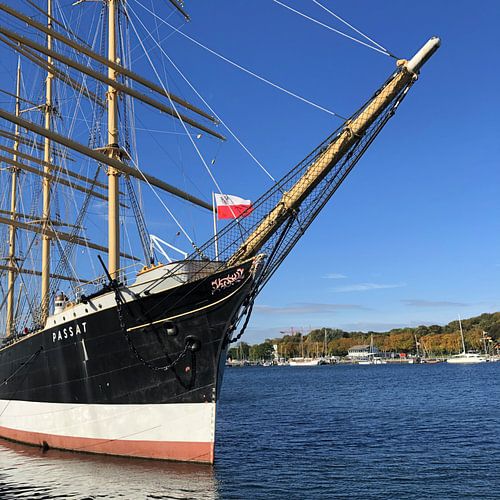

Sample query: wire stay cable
[272,0,392,58]
[131,0,344,119]
[128,4,277,184]
[311,0,398,58]
[128,6,249,231]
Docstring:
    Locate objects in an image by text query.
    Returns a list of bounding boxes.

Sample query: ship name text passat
[52,322,88,343]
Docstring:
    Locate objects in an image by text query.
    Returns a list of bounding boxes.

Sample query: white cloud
[337,320,431,332]
[254,302,366,315]
[323,273,347,279]
[402,299,468,308]
[331,282,406,292]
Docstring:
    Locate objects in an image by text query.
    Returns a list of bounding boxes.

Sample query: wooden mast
[40,0,54,323]
[0,24,226,139]
[0,3,217,124]
[107,0,120,279]
[0,215,139,261]
[0,108,214,211]
[6,59,21,337]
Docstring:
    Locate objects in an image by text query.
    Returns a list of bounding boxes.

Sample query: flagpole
[212,192,219,261]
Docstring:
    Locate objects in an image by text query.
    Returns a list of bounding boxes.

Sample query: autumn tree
[249,342,274,361]
[266,312,500,358]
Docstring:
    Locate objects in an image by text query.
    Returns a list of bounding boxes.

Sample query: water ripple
[0,363,498,498]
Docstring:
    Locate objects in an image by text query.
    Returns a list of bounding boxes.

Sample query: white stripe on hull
[0,399,216,463]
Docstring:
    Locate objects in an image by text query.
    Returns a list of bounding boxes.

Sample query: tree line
[228,312,500,361]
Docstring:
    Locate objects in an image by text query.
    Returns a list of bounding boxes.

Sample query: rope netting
[153,70,416,294]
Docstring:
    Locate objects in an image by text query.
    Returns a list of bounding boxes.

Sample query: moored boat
[288,357,322,367]
[446,352,488,364]
[446,317,488,364]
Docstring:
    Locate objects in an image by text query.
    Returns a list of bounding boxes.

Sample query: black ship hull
[0,260,256,463]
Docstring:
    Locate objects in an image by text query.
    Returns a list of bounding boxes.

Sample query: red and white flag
[215,193,253,220]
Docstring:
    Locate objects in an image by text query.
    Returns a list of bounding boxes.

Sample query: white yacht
[358,334,387,364]
[358,355,387,365]
[289,357,322,366]
[446,317,488,364]
[446,352,487,364]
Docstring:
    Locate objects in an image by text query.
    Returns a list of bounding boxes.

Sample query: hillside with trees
[228,312,500,361]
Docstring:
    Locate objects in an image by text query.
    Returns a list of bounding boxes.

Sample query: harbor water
[0,363,498,499]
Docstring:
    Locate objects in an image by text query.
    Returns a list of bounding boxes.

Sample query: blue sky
[1,0,499,341]
[172,0,500,342]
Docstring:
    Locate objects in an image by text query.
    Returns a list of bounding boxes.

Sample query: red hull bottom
[0,425,214,464]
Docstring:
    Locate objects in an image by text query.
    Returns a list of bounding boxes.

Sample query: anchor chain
[113,287,195,373]
[229,289,257,345]
[94,254,198,374]
[228,257,266,345]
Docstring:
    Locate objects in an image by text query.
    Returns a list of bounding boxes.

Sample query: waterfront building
[347,344,380,360]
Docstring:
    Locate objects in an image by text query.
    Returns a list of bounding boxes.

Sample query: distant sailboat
[358,333,386,365]
[289,358,322,366]
[446,316,487,364]
[289,332,322,366]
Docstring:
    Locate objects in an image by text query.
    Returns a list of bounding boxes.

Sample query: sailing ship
[288,332,325,366]
[0,1,440,463]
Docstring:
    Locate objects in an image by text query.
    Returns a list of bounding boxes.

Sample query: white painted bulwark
[0,400,216,462]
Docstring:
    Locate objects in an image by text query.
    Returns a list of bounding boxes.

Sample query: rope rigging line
[185,66,417,296]
[123,14,208,255]
[124,175,152,264]
[132,114,209,204]
[272,0,393,58]
[125,150,202,258]
[128,8,253,237]
[130,3,182,62]
[50,222,82,284]
[311,0,398,58]
[127,8,249,242]
[118,6,154,267]
[128,8,209,218]
[131,0,344,119]
[127,11,233,196]
[134,127,187,135]
[128,4,277,184]
[45,103,97,295]
[0,235,38,317]
[0,346,43,388]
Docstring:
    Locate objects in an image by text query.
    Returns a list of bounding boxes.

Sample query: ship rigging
[0,1,439,463]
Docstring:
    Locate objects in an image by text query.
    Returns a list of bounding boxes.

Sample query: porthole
[163,321,177,336]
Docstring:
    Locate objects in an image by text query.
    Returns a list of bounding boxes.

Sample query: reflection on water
[0,439,218,499]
